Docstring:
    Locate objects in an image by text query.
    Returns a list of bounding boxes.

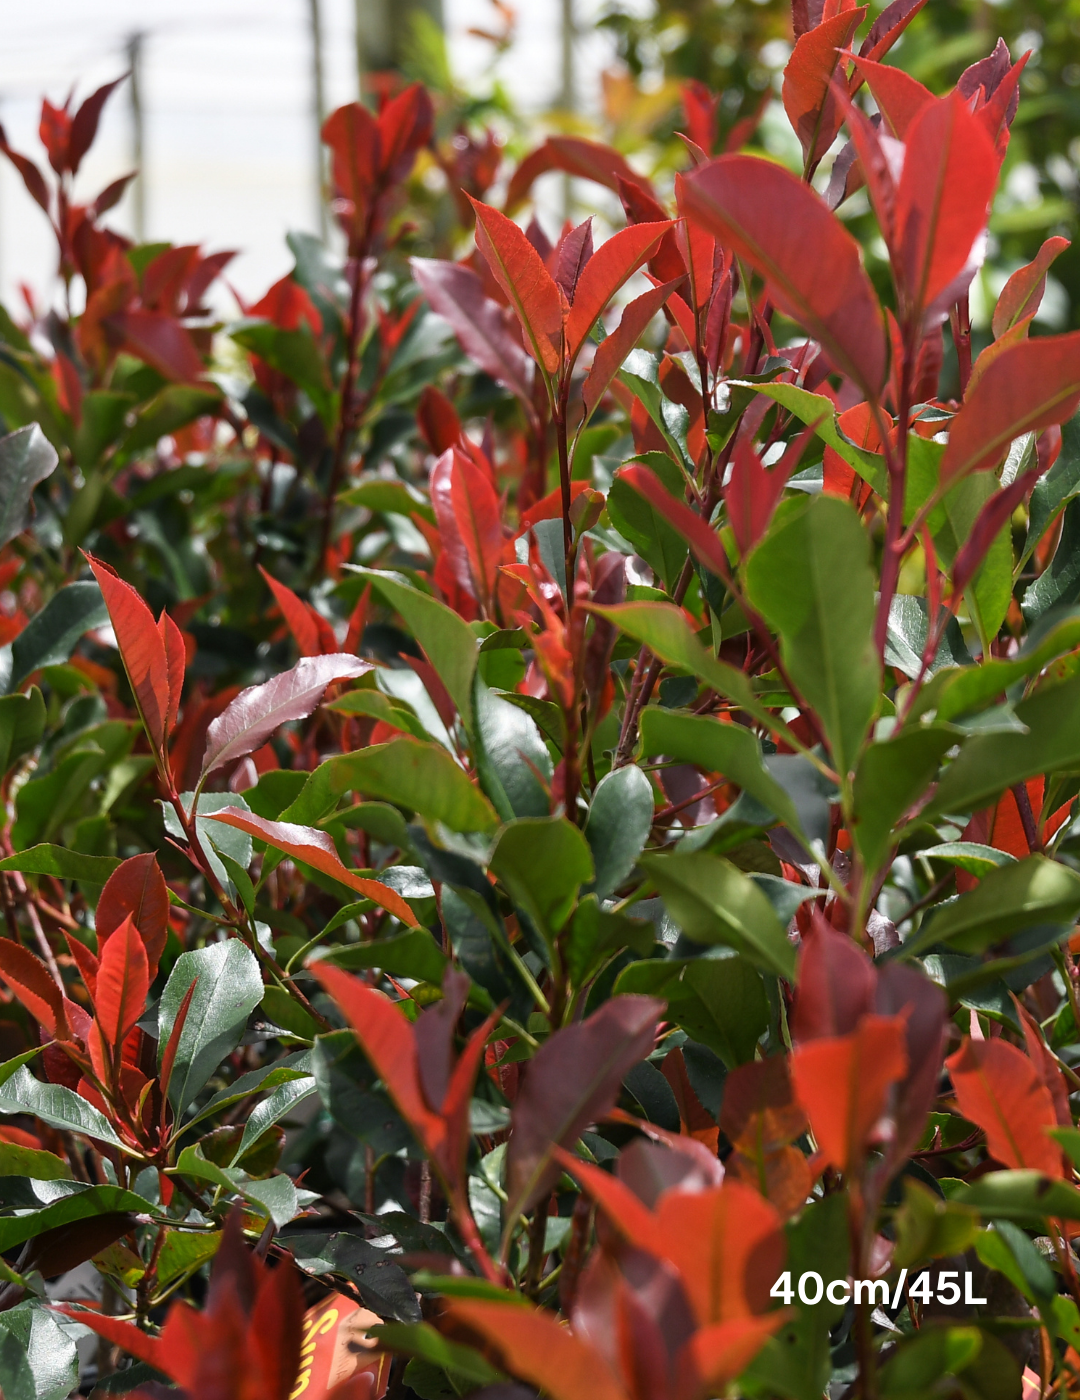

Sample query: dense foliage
[4,5,1080,1398]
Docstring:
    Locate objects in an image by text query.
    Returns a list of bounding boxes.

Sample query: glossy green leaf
[744,382,887,495]
[615,953,768,1066]
[473,680,551,821]
[584,763,655,899]
[0,1301,79,1400]
[745,495,880,776]
[851,726,956,874]
[0,1181,153,1255]
[904,856,1080,957]
[348,568,477,728]
[1024,495,1080,623]
[229,1074,316,1165]
[950,1169,1080,1222]
[490,817,595,941]
[11,583,108,685]
[638,849,796,979]
[0,1067,122,1145]
[639,707,803,836]
[316,928,448,984]
[0,425,58,552]
[607,455,689,589]
[158,939,264,1112]
[0,688,45,774]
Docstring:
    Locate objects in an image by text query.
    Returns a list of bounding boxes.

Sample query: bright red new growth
[947,1037,1064,1176]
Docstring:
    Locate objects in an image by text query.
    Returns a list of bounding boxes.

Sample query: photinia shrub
[0,7,1079,1398]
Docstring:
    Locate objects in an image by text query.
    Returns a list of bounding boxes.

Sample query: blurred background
[2,0,1080,324]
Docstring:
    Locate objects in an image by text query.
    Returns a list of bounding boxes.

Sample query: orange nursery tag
[290,1293,391,1400]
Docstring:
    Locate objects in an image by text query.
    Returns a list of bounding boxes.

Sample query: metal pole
[126,33,146,242]
[308,0,328,239]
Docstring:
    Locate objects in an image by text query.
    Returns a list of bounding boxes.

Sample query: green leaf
[0,1067,122,1145]
[229,1075,316,1165]
[0,1301,79,1400]
[851,727,956,875]
[885,595,973,680]
[615,954,768,1066]
[618,350,691,465]
[174,1144,299,1228]
[903,855,1080,957]
[11,583,108,686]
[1024,495,1080,623]
[0,424,58,551]
[919,843,1018,877]
[473,680,551,821]
[369,1322,505,1386]
[638,849,795,979]
[1023,410,1080,568]
[158,940,264,1113]
[607,454,689,589]
[490,817,595,941]
[0,845,120,884]
[298,738,497,834]
[182,1053,314,1132]
[745,495,880,776]
[950,1169,1080,1222]
[348,568,477,729]
[11,746,111,850]
[639,707,803,838]
[584,763,654,899]
[926,669,1080,817]
[118,385,223,458]
[156,1228,221,1289]
[742,382,888,495]
[259,986,320,1040]
[0,1181,151,1254]
[0,1141,71,1180]
[229,320,333,424]
[317,928,448,984]
[879,1325,1019,1400]
[0,688,45,774]
[338,475,436,523]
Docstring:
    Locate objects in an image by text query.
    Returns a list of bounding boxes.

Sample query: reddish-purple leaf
[114,310,204,384]
[876,961,947,1169]
[39,99,70,175]
[679,155,887,399]
[850,56,933,138]
[0,940,65,1037]
[411,257,534,405]
[87,555,171,755]
[504,135,651,215]
[97,852,170,982]
[505,995,662,1214]
[782,8,866,169]
[207,809,419,926]
[69,77,126,176]
[90,172,136,220]
[158,611,186,741]
[553,218,594,301]
[582,278,684,419]
[448,449,504,614]
[564,221,672,360]
[791,913,876,1042]
[856,0,929,68]
[992,235,1070,339]
[376,82,434,182]
[469,197,564,377]
[200,653,369,778]
[893,91,998,324]
[958,37,1020,125]
[941,331,1080,484]
[726,435,800,555]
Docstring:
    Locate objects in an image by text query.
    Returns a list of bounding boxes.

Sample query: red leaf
[207,809,419,926]
[553,218,595,301]
[856,0,929,69]
[1015,1000,1071,1129]
[91,172,136,220]
[200,653,370,778]
[782,9,866,170]
[68,77,126,175]
[158,611,186,740]
[683,1317,787,1397]
[468,197,564,377]
[39,99,71,175]
[159,979,198,1114]
[505,995,662,1214]
[321,103,379,224]
[114,310,204,383]
[850,56,934,138]
[726,426,814,554]
[258,565,321,658]
[309,964,443,1151]
[376,82,433,182]
[449,451,504,615]
[992,235,1070,339]
[658,1182,785,1324]
[823,401,879,509]
[0,940,64,1037]
[946,1036,1063,1175]
[54,1309,163,1371]
[0,137,51,214]
[564,222,672,360]
[90,914,149,1079]
[582,278,684,419]
[65,933,100,1003]
[791,1014,909,1173]
[446,1299,630,1400]
[97,852,170,982]
[504,135,650,215]
[791,913,876,1041]
[518,481,594,533]
[86,555,170,755]
[940,331,1080,485]
[893,92,998,323]
[618,463,729,579]
[410,258,534,405]
[679,155,887,399]
[438,1003,505,1189]
[417,384,463,454]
